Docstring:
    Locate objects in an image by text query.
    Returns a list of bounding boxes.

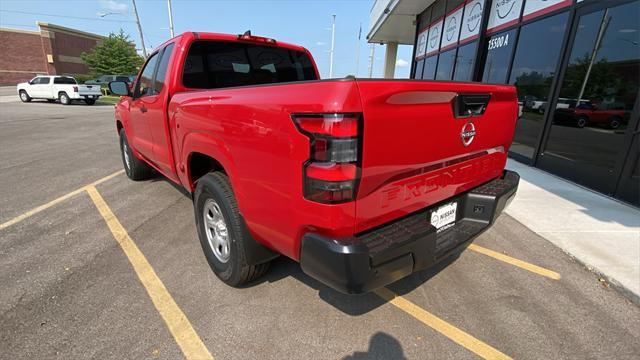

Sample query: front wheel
[19,90,31,102]
[59,92,71,105]
[84,98,96,105]
[194,172,270,287]
[119,129,152,180]
[608,117,621,130]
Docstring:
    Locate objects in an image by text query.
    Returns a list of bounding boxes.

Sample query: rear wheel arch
[187,152,226,188]
[188,153,278,266]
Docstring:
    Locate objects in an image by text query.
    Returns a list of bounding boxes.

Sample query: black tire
[119,129,152,180]
[608,116,622,130]
[59,92,71,105]
[19,90,31,102]
[576,115,588,128]
[194,172,270,287]
[84,98,96,105]
[46,99,56,103]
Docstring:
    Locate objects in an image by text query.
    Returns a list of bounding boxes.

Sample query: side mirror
[109,81,130,96]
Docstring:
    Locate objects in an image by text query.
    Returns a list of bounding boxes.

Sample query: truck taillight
[73,86,78,92]
[293,114,361,204]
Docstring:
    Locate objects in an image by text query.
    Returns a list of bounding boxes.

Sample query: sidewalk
[505,159,640,302]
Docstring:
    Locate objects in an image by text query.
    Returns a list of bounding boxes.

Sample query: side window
[154,43,175,94]
[134,52,160,98]
[35,77,50,84]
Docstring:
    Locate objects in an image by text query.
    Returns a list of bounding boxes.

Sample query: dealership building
[0,22,104,85]
[369,0,639,206]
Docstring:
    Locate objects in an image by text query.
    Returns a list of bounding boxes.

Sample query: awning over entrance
[367,0,435,44]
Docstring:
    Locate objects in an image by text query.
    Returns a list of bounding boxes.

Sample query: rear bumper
[299,170,519,294]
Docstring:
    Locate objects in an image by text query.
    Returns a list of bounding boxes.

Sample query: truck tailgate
[78,85,101,95]
[354,80,517,233]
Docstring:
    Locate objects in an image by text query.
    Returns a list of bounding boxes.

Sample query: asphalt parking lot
[1,94,639,360]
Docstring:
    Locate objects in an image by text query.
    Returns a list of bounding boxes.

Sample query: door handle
[140,106,147,113]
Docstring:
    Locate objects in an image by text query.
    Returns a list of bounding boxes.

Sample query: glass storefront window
[509,12,569,159]
[435,48,456,80]
[414,59,425,79]
[423,55,438,80]
[541,0,640,194]
[482,28,518,83]
[453,41,477,81]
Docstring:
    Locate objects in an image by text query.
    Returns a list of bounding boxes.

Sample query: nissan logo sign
[461,122,476,147]
[467,2,482,32]
[496,0,517,19]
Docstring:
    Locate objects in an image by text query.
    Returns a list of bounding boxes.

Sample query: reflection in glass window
[509,12,568,159]
[154,43,175,93]
[453,41,477,81]
[435,49,456,80]
[136,52,159,97]
[414,59,425,79]
[482,28,517,83]
[423,55,438,80]
[543,0,640,192]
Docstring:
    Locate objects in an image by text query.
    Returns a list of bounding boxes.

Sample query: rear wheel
[194,172,270,287]
[59,92,71,105]
[84,98,96,105]
[19,90,31,102]
[119,129,152,180]
[608,116,621,130]
[576,115,588,128]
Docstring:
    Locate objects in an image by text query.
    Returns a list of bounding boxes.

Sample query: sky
[0,0,413,78]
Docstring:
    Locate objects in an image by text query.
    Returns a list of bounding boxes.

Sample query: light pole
[354,23,361,77]
[167,0,175,38]
[368,43,375,78]
[329,14,336,78]
[131,0,147,57]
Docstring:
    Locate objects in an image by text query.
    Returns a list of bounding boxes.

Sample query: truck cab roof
[154,31,309,55]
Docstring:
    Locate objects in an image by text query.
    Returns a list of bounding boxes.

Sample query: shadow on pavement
[19,99,114,107]
[141,171,464,315]
[342,332,407,360]
[260,251,461,316]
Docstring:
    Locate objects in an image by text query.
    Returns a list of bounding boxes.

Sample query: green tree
[81,30,144,76]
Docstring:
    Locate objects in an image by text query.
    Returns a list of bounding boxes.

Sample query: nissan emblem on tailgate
[461,122,476,147]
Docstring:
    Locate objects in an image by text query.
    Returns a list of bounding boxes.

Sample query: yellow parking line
[0,170,124,231]
[374,287,511,360]
[86,185,213,360]
[469,244,561,280]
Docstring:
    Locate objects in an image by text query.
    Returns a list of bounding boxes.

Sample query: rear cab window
[182,41,317,89]
[54,77,77,84]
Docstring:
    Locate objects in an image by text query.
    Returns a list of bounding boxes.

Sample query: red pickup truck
[109,31,519,294]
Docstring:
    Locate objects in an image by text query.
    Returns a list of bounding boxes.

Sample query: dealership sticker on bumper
[430,202,457,232]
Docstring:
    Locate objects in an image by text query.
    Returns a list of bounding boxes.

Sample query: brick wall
[0,29,48,85]
[0,24,104,85]
[48,29,100,75]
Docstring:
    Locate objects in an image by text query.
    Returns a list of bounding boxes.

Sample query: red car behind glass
[555,102,628,129]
